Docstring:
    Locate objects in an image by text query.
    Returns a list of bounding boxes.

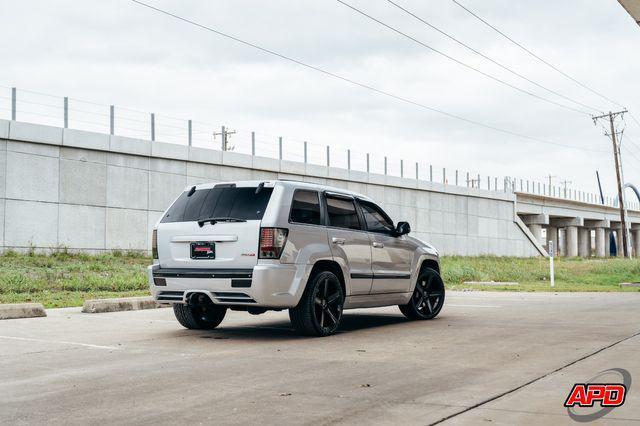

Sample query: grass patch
[1,252,639,308]
[441,256,640,292]
[0,250,151,308]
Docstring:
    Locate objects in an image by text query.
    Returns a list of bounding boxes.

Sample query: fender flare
[410,253,441,292]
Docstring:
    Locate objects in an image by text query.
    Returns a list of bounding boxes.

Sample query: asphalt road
[1,292,639,425]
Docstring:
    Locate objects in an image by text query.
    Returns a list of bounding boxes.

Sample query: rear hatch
[157,183,274,269]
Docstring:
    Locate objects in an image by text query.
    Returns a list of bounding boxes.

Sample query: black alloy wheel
[399,268,445,320]
[290,271,344,336]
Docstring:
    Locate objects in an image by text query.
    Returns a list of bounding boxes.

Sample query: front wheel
[173,294,227,329]
[399,268,445,320]
[289,271,344,337]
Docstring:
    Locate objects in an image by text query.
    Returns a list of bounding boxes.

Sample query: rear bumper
[147,263,312,308]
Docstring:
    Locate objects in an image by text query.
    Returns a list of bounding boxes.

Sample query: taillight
[152,228,158,259]
[259,227,288,259]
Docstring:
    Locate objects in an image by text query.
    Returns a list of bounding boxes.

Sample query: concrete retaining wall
[0,119,541,256]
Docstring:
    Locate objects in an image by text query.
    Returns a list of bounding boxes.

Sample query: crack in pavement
[429,329,640,425]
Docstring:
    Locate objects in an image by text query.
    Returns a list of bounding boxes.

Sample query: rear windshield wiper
[197,217,247,227]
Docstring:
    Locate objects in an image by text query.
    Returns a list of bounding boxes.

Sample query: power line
[336,0,591,116]
[627,147,640,162]
[129,0,606,153]
[628,112,640,132]
[384,0,603,114]
[623,144,640,163]
[619,115,640,155]
[622,131,640,151]
[621,132,640,162]
[621,132,640,163]
[450,0,626,109]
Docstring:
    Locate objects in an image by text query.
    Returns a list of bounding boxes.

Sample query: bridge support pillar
[528,224,543,245]
[549,218,582,257]
[566,226,578,257]
[634,229,640,257]
[605,229,612,257]
[616,225,624,257]
[595,228,606,258]
[585,220,609,258]
[578,228,590,257]
[546,226,558,256]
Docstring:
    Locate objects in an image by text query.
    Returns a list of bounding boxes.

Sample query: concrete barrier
[0,119,542,257]
[82,296,162,313]
[0,303,47,320]
[463,281,519,286]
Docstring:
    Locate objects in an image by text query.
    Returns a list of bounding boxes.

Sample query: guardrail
[509,179,629,209]
[1,85,634,210]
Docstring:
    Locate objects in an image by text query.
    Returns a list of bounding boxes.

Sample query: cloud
[2,0,640,196]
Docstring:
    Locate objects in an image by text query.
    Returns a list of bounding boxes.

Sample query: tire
[289,270,344,337]
[399,267,445,320]
[173,295,227,330]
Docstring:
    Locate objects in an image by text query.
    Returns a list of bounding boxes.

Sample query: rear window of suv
[161,186,273,223]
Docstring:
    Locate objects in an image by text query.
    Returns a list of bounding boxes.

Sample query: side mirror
[395,221,411,236]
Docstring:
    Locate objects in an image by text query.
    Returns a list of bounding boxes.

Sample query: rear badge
[241,253,256,257]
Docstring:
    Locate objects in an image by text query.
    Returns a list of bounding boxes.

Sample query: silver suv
[149,180,444,336]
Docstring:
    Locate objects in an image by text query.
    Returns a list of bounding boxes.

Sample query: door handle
[372,242,384,248]
[332,237,345,245]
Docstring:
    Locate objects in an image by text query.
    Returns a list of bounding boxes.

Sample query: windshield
[161,187,273,223]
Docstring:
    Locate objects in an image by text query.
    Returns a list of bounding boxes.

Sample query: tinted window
[182,188,210,222]
[326,196,361,230]
[162,191,190,223]
[228,188,273,219]
[161,187,273,223]
[290,190,321,225]
[360,200,394,233]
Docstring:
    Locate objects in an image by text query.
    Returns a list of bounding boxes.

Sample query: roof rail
[276,178,306,183]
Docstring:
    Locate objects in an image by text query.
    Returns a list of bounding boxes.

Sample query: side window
[326,196,361,230]
[359,200,394,233]
[290,190,321,225]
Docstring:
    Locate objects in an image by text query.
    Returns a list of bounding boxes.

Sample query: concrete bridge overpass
[517,192,640,257]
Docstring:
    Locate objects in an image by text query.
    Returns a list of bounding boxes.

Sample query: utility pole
[593,110,629,258]
[559,180,572,198]
[544,174,557,189]
[466,176,479,188]
[213,126,236,151]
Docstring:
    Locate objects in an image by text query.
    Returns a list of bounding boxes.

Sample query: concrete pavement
[1,291,639,425]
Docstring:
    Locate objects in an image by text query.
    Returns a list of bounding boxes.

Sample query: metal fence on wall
[1,85,635,210]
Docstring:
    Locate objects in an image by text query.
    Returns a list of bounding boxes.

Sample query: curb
[0,303,47,320]
[82,296,163,314]
[463,281,519,286]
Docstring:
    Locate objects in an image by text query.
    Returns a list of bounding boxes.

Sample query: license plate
[190,242,215,259]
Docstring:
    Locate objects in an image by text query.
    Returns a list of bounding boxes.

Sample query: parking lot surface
[1,291,639,425]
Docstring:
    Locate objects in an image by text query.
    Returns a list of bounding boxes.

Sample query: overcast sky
[2,0,640,197]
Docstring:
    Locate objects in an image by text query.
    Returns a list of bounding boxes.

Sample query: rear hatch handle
[171,235,238,243]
